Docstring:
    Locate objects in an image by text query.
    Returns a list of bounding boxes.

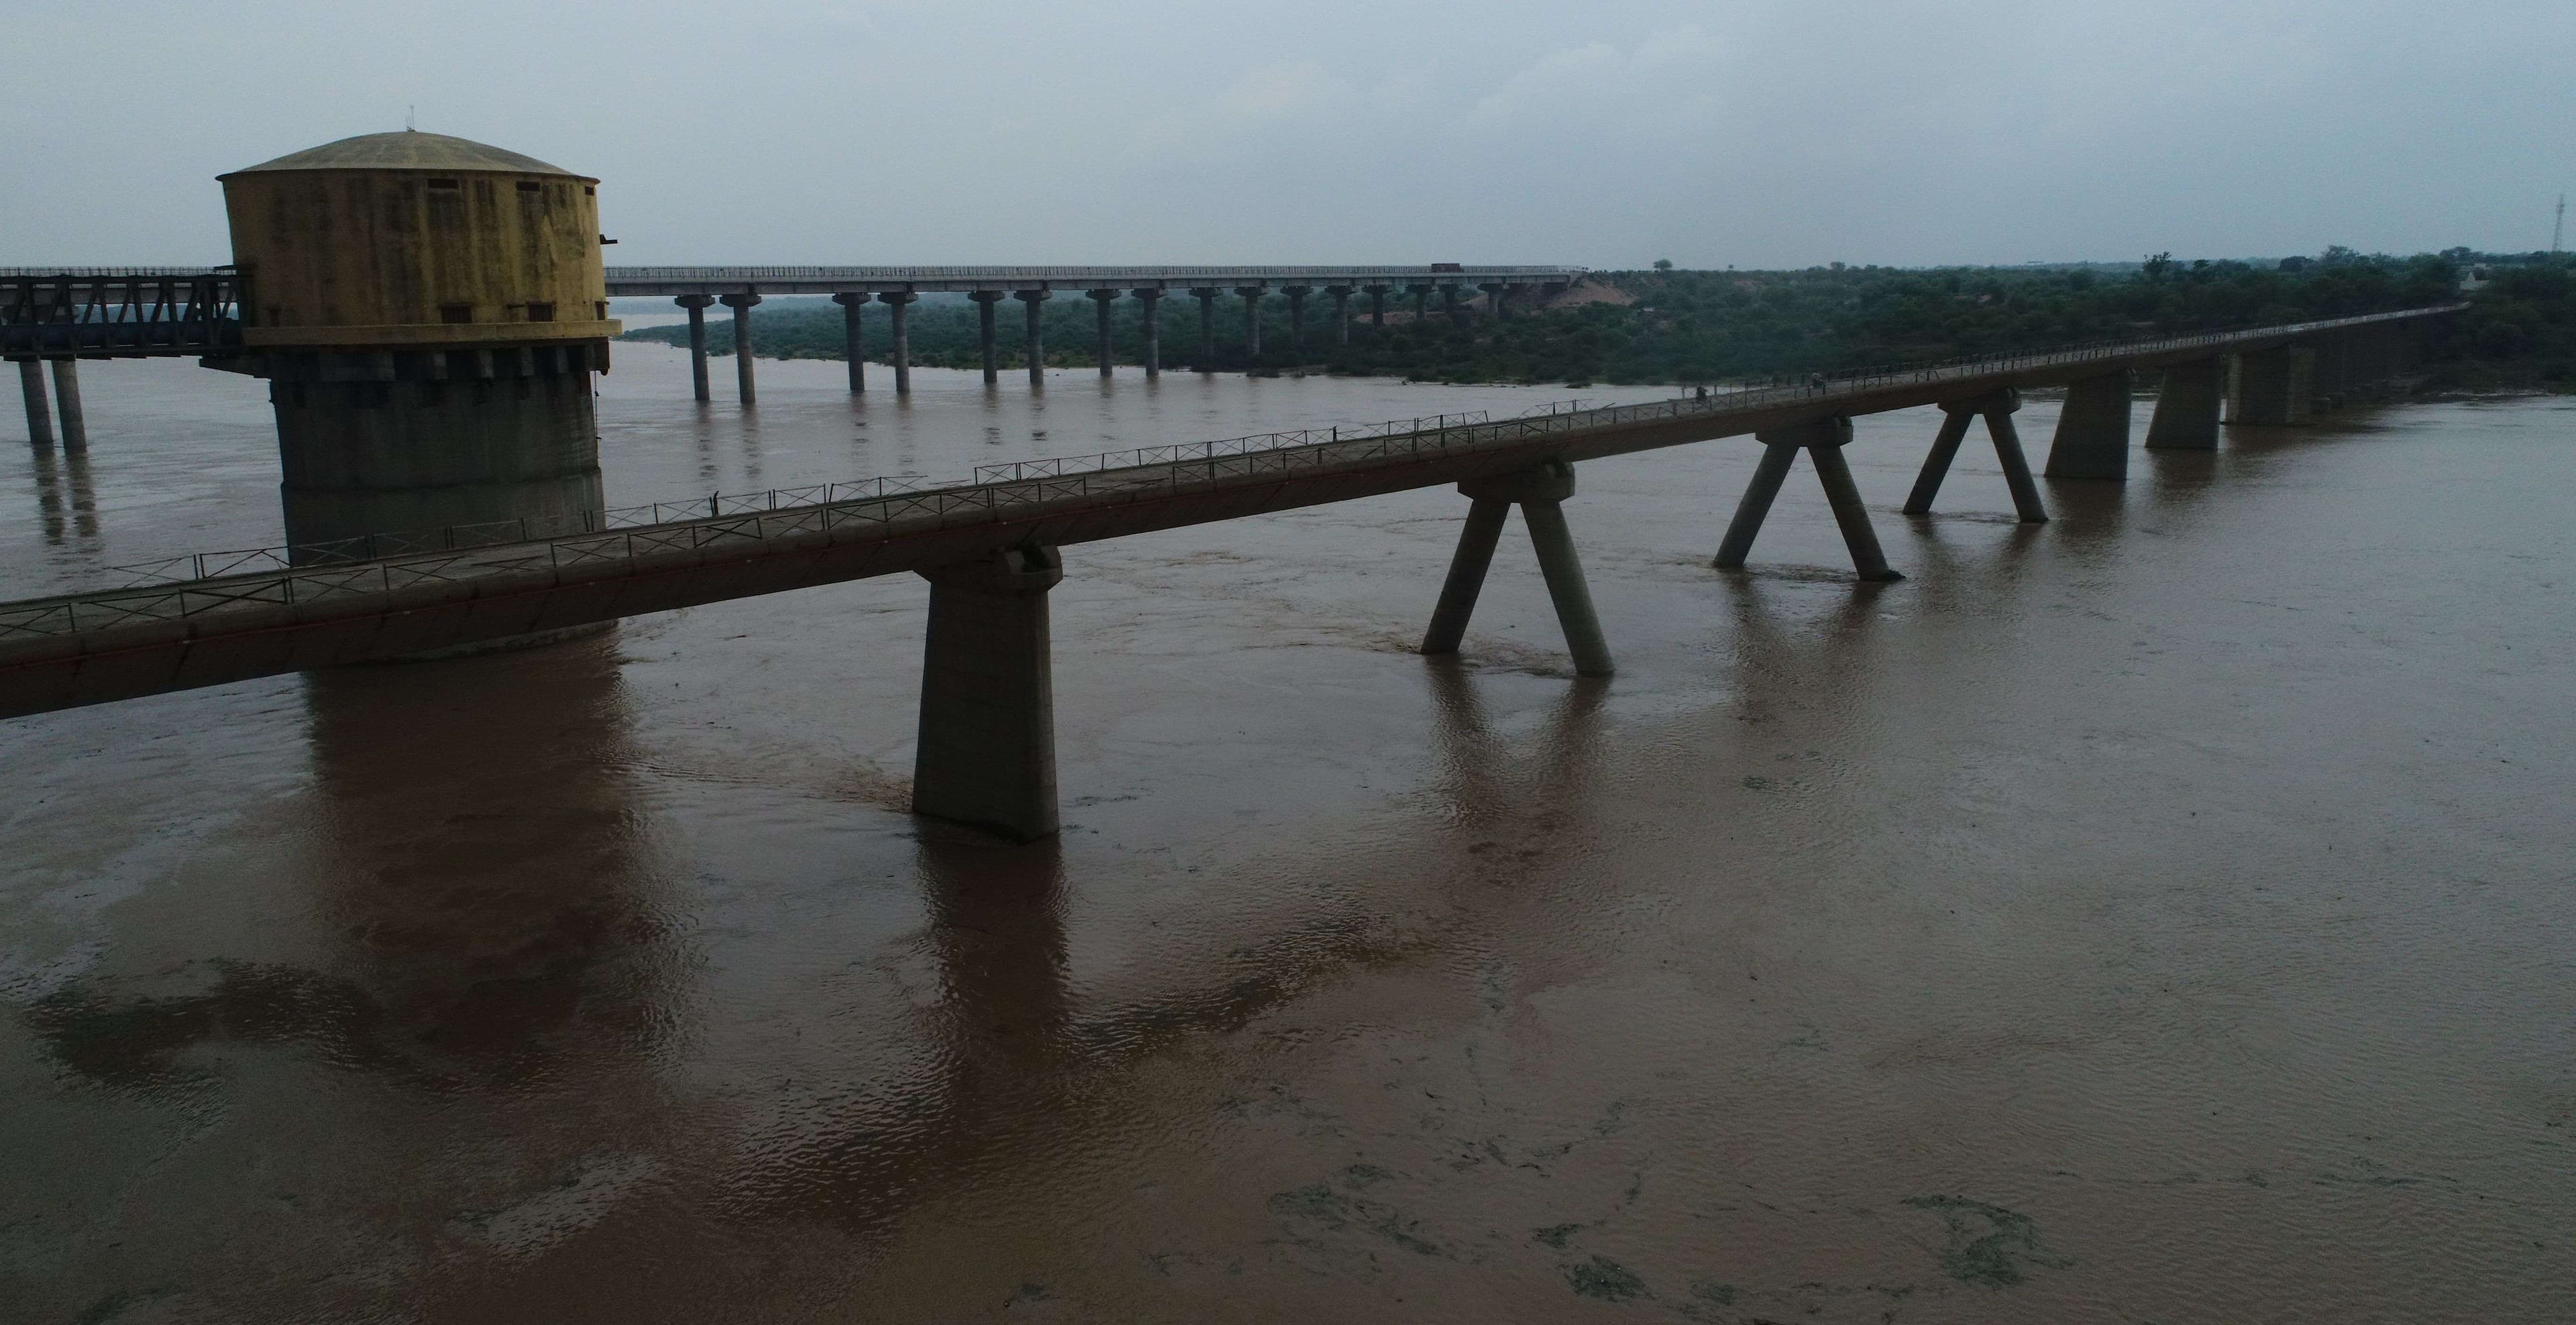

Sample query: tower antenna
[407,104,416,131]
[2555,193,2566,255]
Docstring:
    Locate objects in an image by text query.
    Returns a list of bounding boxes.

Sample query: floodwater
[3,348,2571,1322]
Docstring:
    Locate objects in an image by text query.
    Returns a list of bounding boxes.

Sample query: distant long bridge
[0,304,2455,836]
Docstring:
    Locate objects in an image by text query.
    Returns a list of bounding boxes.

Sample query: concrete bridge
[0,305,2455,839]
[2,264,1580,440]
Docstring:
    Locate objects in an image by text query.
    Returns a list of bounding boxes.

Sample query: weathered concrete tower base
[1715,417,1903,582]
[2145,358,2223,450]
[2230,347,2316,425]
[914,545,1065,841]
[266,346,606,556]
[2043,369,2133,480]
[1902,389,2045,521]
[1420,460,1613,677]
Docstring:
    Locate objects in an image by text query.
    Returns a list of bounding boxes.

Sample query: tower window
[427,178,460,190]
[517,180,542,194]
[582,186,595,196]
[525,303,555,323]
[440,303,474,323]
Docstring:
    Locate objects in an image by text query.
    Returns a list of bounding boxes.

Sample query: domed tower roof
[221,129,586,179]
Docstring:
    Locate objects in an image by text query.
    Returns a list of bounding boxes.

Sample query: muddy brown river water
[2,349,2571,1322]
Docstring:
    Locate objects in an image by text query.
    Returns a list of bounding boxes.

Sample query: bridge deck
[0,307,2455,719]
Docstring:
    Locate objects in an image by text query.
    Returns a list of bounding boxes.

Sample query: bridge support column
[1903,389,2045,521]
[676,295,714,401]
[1235,285,1267,358]
[1088,289,1118,377]
[971,291,1004,384]
[49,359,85,452]
[1283,286,1309,354]
[1421,460,1611,676]
[2145,358,2222,449]
[879,291,916,395]
[1017,289,1051,387]
[2229,347,2314,425]
[1132,289,1162,377]
[1410,284,1433,326]
[1443,284,1464,330]
[719,293,761,405]
[832,293,869,393]
[18,360,54,447]
[1716,417,1902,582]
[1328,286,1352,345]
[2042,368,2131,481]
[1368,285,1389,331]
[914,544,1064,842]
[1479,282,1509,320]
[1191,288,1218,370]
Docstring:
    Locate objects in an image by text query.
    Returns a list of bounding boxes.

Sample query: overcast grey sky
[4,1,2568,268]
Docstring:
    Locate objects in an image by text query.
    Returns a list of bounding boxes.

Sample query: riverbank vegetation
[619,250,2573,392]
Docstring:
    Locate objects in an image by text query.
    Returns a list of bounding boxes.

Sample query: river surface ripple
[3,350,2571,1322]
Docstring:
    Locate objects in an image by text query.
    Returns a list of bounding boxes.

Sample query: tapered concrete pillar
[1132,289,1163,377]
[1088,288,1118,377]
[2043,368,2132,480]
[2229,347,2314,425]
[914,544,1065,842]
[1907,390,2043,522]
[49,359,85,452]
[1367,285,1389,331]
[1016,289,1050,387]
[18,360,54,447]
[1479,282,1509,320]
[676,295,714,401]
[1420,498,1509,656]
[1443,285,1464,329]
[1283,286,1308,354]
[1234,285,1267,358]
[1426,460,1613,676]
[1191,288,1218,369]
[879,291,916,395]
[1328,286,1352,345]
[719,293,761,405]
[971,291,1004,384]
[832,293,869,393]
[1717,416,1901,582]
[2145,358,2222,450]
[1410,284,1433,325]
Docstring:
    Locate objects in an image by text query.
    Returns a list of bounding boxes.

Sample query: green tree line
[619,250,2574,391]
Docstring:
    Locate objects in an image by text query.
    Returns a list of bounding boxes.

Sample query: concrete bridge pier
[1192,287,1219,369]
[831,293,868,393]
[1903,389,2045,521]
[719,293,761,405]
[1283,286,1309,354]
[1420,459,1613,676]
[879,292,916,395]
[2229,347,2314,425]
[971,291,1005,384]
[1328,286,1352,344]
[1088,288,1118,376]
[1409,284,1433,326]
[1235,284,1267,358]
[1367,285,1389,331]
[2145,358,2223,450]
[1716,416,1902,582]
[913,543,1065,842]
[2042,368,2133,480]
[675,295,714,401]
[1132,289,1163,377]
[1443,285,1465,330]
[1480,282,1510,320]
[1017,289,1051,386]
[46,360,87,452]
[18,360,56,447]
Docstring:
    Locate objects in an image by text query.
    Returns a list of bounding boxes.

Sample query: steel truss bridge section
[0,305,2458,720]
[600,266,1585,297]
[1,270,239,360]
